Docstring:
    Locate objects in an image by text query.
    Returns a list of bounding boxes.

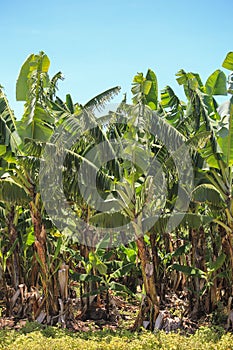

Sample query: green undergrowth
[0,323,233,350]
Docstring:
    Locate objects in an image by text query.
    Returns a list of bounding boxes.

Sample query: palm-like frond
[84,86,121,112]
[47,71,64,100]
[131,70,158,108]
[0,87,21,152]
[192,183,225,208]
[16,52,55,142]
[0,178,29,204]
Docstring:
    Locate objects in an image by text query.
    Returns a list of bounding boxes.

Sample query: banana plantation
[0,51,233,333]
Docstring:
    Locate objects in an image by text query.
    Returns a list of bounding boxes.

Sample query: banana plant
[85,70,183,328]
[0,85,26,300]
[190,53,233,278]
[14,52,122,322]
[168,52,233,314]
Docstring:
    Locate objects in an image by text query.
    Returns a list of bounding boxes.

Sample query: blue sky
[1,0,233,118]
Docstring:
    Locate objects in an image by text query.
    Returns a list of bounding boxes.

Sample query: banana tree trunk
[30,192,59,321]
[30,199,47,288]
[133,234,160,330]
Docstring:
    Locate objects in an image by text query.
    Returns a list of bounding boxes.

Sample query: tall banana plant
[0,51,123,321]
[119,66,229,322]
[168,52,233,314]
[88,69,208,328]
[0,53,58,320]
[0,86,24,296]
[188,53,233,249]
[18,54,122,319]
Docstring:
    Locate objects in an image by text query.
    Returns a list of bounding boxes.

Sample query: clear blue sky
[1,0,233,118]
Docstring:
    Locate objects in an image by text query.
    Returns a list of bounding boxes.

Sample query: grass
[0,323,233,350]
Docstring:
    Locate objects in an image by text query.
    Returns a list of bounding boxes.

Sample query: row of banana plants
[0,51,232,330]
